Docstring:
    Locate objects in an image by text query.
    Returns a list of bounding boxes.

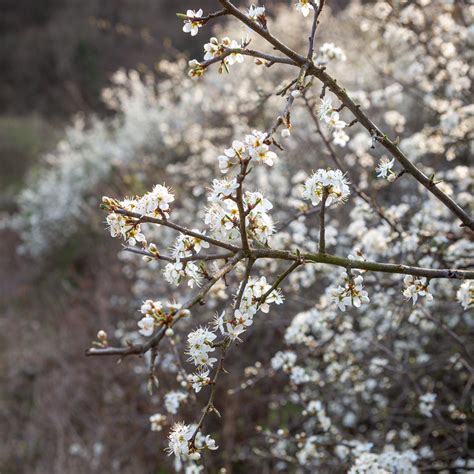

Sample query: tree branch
[252,248,474,280]
[86,252,244,357]
[307,0,325,60]
[123,246,234,263]
[216,0,474,231]
[114,208,240,252]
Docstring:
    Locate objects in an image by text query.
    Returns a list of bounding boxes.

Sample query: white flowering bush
[6,0,474,472]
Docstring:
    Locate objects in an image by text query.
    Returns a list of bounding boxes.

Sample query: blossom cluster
[456,280,473,310]
[403,276,433,305]
[205,189,275,244]
[418,392,436,418]
[318,97,350,147]
[163,240,210,289]
[166,422,217,461]
[314,42,347,65]
[304,400,331,431]
[103,184,174,246]
[137,299,182,336]
[149,413,166,432]
[224,276,284,340]
[330,272,370,311]
[165,391,188,415]
[204,37,243,65]
[186,327,217,368]
[302,168,351,207]
[189,36,244,77]
[218,130,277,174]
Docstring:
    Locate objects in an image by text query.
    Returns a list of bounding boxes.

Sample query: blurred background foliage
[0,0,348,262]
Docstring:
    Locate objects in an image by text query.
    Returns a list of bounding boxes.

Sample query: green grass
[0,114,59,196]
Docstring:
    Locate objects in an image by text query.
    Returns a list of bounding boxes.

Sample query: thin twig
[114,208,240,252]
[190,258,254,445]
[236,160,251,254]
[123,246,234,263]
[307,0,325,60]
[319,187,328,254]
[259,260,302,307]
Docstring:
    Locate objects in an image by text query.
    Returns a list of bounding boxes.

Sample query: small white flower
[326,111,347,130]
[419,392,436,417]
[315,42,347,65]
[318,97,333,121]
[208,178,239,201]
[182,9,203,36]
[218,140,245,174]
[249,144,277,166]
[403,275,433,305]
[333,129,349,147]
[188,369,211,393]
[376,157,395,179]
[226,322,246,341]
[457,281,473,310]
[247,5,266,23]
[150,413,166,432]
[164,391,188,415]
[166,422,193,459]
[330,272,370,311]
[138,316,155,336]
[296,0,317,17]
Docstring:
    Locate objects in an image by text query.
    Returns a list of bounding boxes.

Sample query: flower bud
[189,452,201,461]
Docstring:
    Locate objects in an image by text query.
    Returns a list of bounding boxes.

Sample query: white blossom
[457,281,473,310]
[376,157,395,179]
[418,392,436,417]
[296,0,316,18]
[188,369,211,393]
[330,273,370,311]
[165,391,188,415]
[182,9,203,36]
[403,275,433,305]
[315,42,347,65]
[247,5,266,23]
[302,169,351,206]
[138,315,155,336]
[186,327,217,368]
[150,413,166,432]
[166,422,193,459]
